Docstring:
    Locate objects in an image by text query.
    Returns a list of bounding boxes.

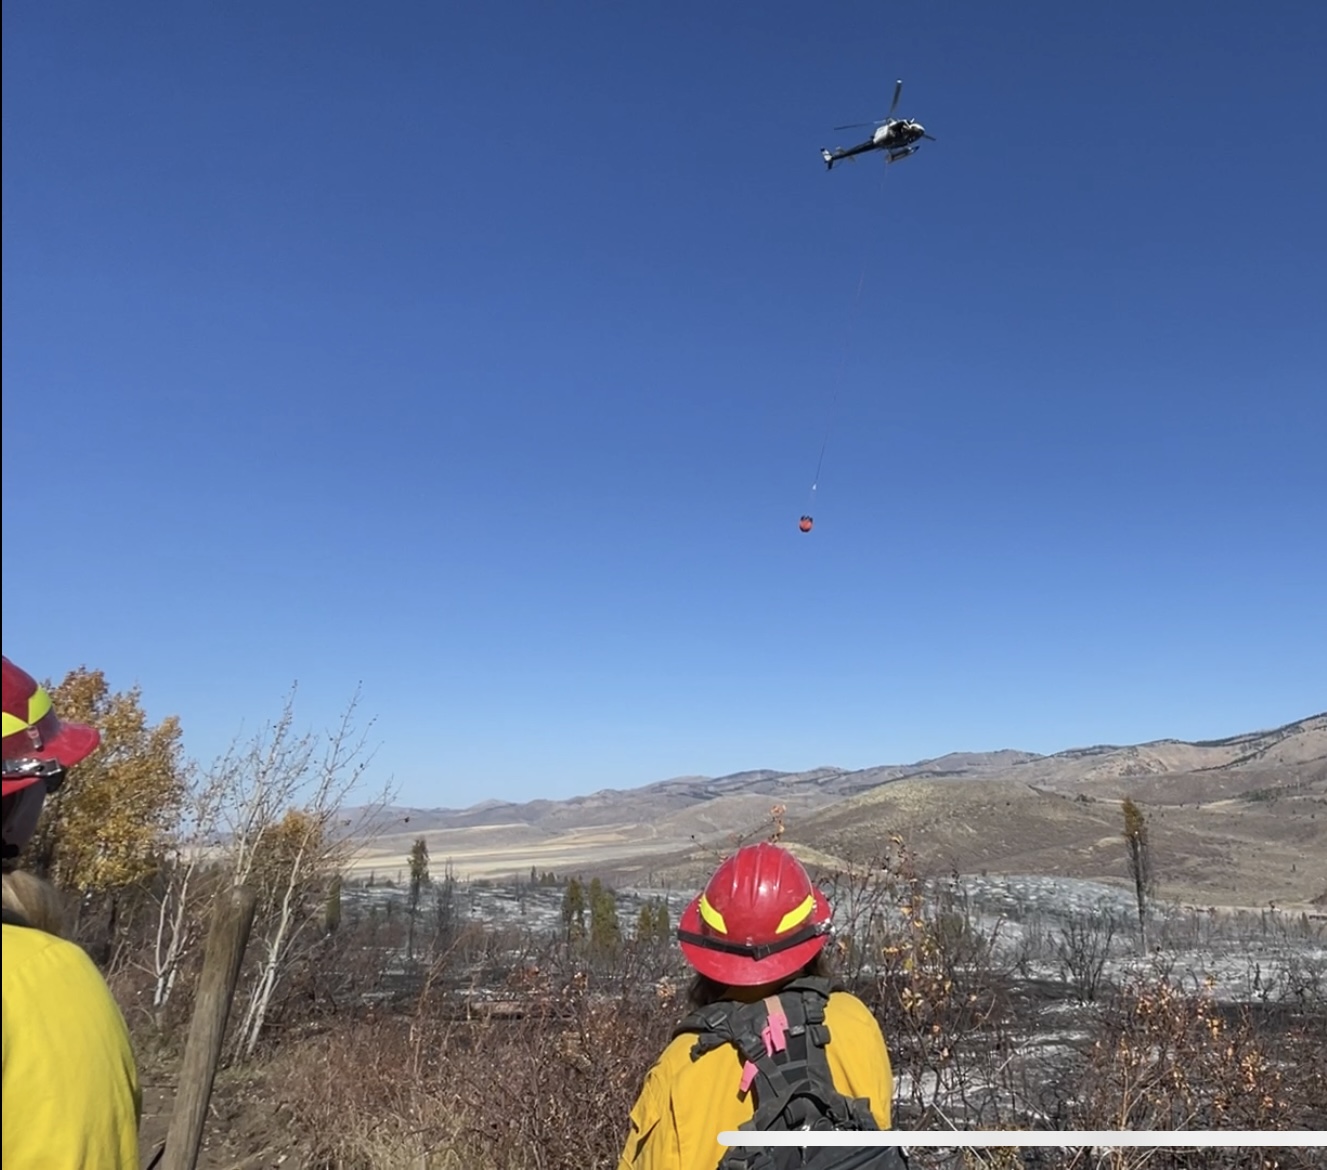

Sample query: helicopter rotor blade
[888,79,903,117]
[923,133,937,141]
[834,122,874,130]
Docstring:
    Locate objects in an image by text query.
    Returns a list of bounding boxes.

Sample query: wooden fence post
[158,885,257,1170]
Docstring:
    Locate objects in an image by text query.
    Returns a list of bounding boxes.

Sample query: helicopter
[821,79,935,170]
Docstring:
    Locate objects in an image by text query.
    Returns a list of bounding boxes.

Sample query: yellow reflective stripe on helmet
[2,711,29,738]
[776,894,815,935]
[27,686,52,727]
[698,894,728,934]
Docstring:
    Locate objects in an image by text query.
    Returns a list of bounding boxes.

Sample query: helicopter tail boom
[821,141,876,170]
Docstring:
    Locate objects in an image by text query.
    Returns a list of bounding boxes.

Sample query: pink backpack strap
[760,994,789,1055]
[739,1060,759,1093]
[740,994,791,1093]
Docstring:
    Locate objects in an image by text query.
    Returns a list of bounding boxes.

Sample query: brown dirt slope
[783,773,1326,909]
[349,713,1326,906]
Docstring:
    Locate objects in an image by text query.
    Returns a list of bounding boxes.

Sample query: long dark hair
[686,949,843,1009]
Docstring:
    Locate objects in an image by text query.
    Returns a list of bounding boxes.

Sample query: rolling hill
[348,713,1326,909]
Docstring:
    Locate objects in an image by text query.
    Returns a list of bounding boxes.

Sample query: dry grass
[121,840,1326,1170]
[265,957,679,1170]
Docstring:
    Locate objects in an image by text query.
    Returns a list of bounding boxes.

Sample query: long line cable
[804,164,892,529]
[805,261,869,521]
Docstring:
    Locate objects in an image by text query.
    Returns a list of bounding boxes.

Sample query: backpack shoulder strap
[673,982,878,1132]
[746,983,880,1134]
[781,974,834,1001]
[674,998,773,1062]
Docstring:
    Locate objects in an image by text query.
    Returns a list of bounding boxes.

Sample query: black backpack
[673,976,909,1170]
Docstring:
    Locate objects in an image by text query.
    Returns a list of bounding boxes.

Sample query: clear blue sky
[4,0,1324,807]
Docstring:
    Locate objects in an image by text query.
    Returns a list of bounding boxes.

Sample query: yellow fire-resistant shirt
[618,991,893,1170]
[2,921,142,1169]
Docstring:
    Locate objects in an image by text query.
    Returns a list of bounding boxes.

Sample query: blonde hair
[2,869,68,936]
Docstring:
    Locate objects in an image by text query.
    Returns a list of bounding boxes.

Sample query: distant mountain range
[351,713,1326,909]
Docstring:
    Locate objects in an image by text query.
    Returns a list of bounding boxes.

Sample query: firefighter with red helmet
[618,842,896,1170]
[3,655,143,1169]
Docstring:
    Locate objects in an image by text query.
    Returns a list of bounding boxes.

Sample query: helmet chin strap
[676,919,831,960]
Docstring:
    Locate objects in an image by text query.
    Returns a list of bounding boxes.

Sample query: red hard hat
[2,656,101,797]
[677,842,832,986]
